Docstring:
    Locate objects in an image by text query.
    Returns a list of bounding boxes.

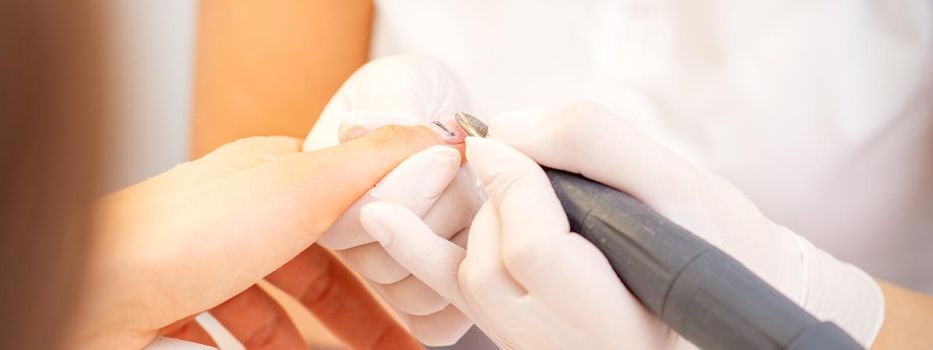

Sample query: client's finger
[338,243,410,284]
[372,275,449,316]
[404,305,474,347]
[266,244,422,350]
[155,126,460,321]
[162,317,216,347]
[152,136,303,187]
[318,145,461,249]
[209,285,304,349]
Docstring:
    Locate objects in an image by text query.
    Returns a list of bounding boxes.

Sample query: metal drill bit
[432,120,455,137]
[454,112,488,138]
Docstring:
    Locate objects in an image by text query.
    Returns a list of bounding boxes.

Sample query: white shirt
[371,0,933,291]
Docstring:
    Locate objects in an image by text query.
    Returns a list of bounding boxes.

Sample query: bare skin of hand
[873,281,933,349]
[70,125,459,349]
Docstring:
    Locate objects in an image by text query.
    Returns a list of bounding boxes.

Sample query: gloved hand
[302,54,483,345]
[358,101,885,349]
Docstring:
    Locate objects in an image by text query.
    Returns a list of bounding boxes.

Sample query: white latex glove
[359,101,885,349]
[302,54,483,345]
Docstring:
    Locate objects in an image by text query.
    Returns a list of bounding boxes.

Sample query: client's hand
[73,125,454,350]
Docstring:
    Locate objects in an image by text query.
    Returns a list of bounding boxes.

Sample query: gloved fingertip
[419,145,463,187]
[465,137,501,180]
[360,202,407,247]
[375,146,461,202]
[463,136,498,159]
[339,124,369,143]
[359,202,400,246]
[465,136,531,181]
[424,145,462,164]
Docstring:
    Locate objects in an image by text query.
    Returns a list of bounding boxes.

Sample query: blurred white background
[105,0,195,192]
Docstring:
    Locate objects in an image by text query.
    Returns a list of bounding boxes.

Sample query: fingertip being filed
[364,124,466,165]
[431,114,469,145]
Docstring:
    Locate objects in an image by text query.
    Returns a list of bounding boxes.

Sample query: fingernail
[339,111,421,142]
[359,204,392,246]
[430,114,468,144]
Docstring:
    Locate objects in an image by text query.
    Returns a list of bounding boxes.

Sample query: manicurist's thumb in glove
[358,101,887,349]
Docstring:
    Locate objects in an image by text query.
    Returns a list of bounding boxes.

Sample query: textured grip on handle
[544,168,861,350]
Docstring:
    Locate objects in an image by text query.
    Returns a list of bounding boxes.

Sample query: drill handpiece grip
[544,168,861,350]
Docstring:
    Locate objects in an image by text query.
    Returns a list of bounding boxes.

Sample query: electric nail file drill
[453,113,863,350]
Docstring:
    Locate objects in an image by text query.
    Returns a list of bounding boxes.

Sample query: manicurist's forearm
[871,281,933,349]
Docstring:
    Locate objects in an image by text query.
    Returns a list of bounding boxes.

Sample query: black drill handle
[544,168,862,350]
